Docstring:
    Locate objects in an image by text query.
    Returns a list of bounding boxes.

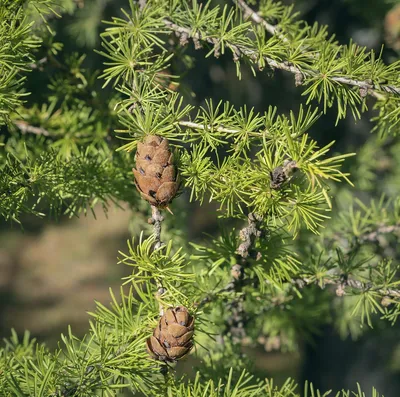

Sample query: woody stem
[150,205,164,250]
[150,206,166,316]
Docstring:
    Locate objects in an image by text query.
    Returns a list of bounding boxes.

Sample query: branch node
[295,72,304,86]
[179,32,189,46]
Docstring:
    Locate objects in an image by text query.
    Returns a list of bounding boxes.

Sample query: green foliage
[0,0,399,396]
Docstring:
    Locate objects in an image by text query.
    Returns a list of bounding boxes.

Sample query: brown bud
[146,306,194,362]
[381,296,392,307]
[132,135,180,208]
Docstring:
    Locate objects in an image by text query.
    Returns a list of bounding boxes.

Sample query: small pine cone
[146,306,194,362]
[132,135,179,208]
[385,4,400,51]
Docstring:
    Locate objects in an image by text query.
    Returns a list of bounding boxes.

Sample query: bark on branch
[163,17,400,100]
[13,121,50,136]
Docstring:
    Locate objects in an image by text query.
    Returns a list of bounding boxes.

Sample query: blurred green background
[1,0,400,395]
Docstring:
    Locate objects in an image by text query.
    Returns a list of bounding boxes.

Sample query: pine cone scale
[156,182,178,203]
[167,346,190,359]
[176,330,194,345]
[147,336,167,358]
[168,323,188,338]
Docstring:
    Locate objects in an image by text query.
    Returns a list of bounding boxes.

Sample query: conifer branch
[235,0,284,40]
[163,19,400,100]
[13,120,50,136]
[178,120,240,134]
[222,213,263,341]
[149,205,164,250]
[358,224,400,243]
[237,213,263,258]
[292,274,400,300]
[148,206,166,315]
[138,0,147,11]
[233,2,400,99]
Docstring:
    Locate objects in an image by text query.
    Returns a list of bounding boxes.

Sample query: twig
[195,215,264,340]
[237,213,263,258]
[178,120,239,134]
[138,0,147,11]
[235,0,286,41]
[177,120,303,139]
[28,57,48,70]
[13,120,50,136]
[148,205,164,250]
[292,275,400,300]
[148,206,166,317]
[236,1,400,98]
[222,214,263,341]
[163,19,400,100]
[358,224,400,243]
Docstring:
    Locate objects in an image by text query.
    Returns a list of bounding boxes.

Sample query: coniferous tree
[1,0,400,396]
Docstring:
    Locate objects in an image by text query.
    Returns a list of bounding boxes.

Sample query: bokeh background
[1,0,400,395]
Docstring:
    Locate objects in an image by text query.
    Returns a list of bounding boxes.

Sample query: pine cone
[132,135,179,208]
[385,4,400,51]
[146,306,194,362]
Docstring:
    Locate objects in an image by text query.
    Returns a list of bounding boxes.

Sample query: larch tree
[1,0,400,396]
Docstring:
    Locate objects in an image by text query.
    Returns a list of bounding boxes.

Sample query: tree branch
[138,0,146,11]
[178,120,239,134]
[237,213,263,258]
[292,275,400,300]
[358,224,400,243]
[235,0,286,40]
[163,18,400,100]
[148,205,164,250]
[177,120,302,139]
[13,120,50,136]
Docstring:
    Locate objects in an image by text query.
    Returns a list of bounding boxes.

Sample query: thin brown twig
[235,0,286,40]
[148,205,166,316]
[13,120,50,136]
[237,213,263,258]
[138,0,147,11]
[358,224,400,243]
[236,1,400,98]
[292,275,400,300]
[163,18,400,100]
[28,57,48,70]
[177,120,303,139]
[149,205,164,250]
[178,120,239,134]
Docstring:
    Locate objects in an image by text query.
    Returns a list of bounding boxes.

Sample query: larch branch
[163,17,400,100]
[13,120,50,136]
[235,0,286,40]
[292,275,400,300]
[149,205,164,251]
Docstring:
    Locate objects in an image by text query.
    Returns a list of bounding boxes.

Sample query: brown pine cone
[146,306,194,362]
[132,135,179,208]
[385,4,400,51]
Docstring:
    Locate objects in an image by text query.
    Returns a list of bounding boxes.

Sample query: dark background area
[1,0,400,395]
